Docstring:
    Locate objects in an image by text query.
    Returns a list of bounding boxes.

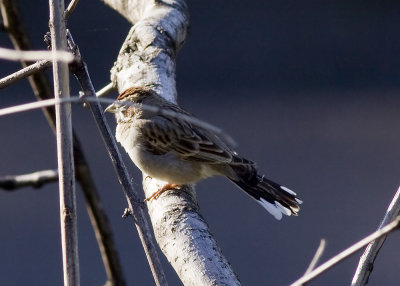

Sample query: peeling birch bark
[101,0,241,284]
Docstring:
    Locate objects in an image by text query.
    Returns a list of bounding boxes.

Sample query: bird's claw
[144,183,180,201]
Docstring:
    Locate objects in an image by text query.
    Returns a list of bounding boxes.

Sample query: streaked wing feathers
[139,115,235,164]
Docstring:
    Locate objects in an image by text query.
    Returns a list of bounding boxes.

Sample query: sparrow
[105,86,302,220]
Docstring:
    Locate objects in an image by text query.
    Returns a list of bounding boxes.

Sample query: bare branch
[351,185,400,286]
[67,30,168,286]
[0,97,84,116]
[65,0,80,18]
[74,150,126,286]
[0,169,58,190]
[144,181,241,285]
[304,239,326,276]
[0,59,51,89]
[96,82,115,97]
[100,0,148,25]
[49,0,80,284]
[290,217,400,286]
[0,46,74,62]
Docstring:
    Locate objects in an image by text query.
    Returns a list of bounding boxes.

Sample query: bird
[105,86,302,220]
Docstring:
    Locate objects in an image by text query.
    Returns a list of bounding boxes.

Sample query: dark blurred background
[1,0,400,285]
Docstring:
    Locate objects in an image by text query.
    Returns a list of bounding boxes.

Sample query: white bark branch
[65,0,80,18]
[102,0,241,284]
[0,169,58,190]
[49,0,80,284]
[96,82,115,97]
[0,47,74,62]
[351,185,400,286]
[144,182,241,286]
[103,0,187,101]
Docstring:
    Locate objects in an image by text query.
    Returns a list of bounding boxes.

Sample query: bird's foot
[145,183,180,201]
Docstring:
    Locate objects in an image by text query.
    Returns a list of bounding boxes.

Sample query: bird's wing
[138,105,239,164]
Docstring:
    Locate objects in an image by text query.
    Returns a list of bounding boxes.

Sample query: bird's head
[105,86,155,115]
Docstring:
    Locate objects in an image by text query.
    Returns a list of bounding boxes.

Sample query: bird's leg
[145,183,180,201]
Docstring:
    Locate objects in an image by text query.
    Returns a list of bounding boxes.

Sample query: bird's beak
[104,103,118,113]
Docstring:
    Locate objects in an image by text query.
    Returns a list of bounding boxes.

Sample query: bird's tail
[228,165,302,220]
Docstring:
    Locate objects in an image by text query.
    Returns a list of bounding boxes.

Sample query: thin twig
[304,239,326,276]
[0,61,112,91]
[96,82,115,97]
[0,59,51,89]
[0,46,74,62]
[68,30,168,286]
[0,96,84,116]
[290,217,400,286]
[351,186,400,286]
[0,169,58,190]
[65,0,80,18]
[49,0,80,284]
